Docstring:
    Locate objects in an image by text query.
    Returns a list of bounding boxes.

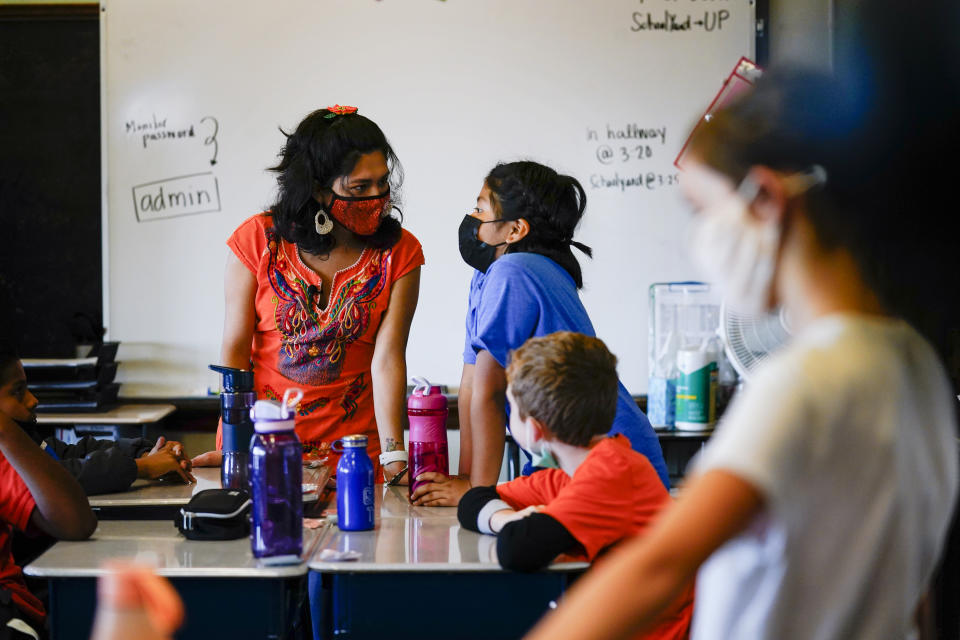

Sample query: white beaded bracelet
[379,450,408,466]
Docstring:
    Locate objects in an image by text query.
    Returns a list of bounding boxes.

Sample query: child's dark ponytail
[564,176,593,260]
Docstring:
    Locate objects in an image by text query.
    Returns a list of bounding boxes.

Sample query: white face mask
[688,167,826,314]
[689,178,779,314]
[525,419,559,470]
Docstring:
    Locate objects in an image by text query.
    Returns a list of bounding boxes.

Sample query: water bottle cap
[341,434,368,448]
[209,364,254,393]
[250,388,303,432]
[407,376,447,411]
[677,347,716,374]
[253,416,296,433]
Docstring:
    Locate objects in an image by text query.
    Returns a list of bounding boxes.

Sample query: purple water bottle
[249,388,303,564]
[407,377,449,499]
[335,435,375,531]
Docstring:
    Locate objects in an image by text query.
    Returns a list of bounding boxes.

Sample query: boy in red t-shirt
[1,346,97,636]
[457,331,693,640]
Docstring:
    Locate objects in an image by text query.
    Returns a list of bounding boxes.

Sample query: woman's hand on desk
[191,450,223,467]
[410,473,472,507]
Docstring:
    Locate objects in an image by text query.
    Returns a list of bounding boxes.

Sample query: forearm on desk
[458,485,504,533]
[58,448,139,495]
[497,514,577,572]
[458,486,578,572]
[51,434,150,459]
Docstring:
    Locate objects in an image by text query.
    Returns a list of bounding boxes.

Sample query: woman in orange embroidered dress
[194,107,422,482]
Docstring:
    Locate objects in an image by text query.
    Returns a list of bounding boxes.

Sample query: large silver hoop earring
[314,209,334,235]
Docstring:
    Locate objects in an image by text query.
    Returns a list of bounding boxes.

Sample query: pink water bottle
[408,377,449,498]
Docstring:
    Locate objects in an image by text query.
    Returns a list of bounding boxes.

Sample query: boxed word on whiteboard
[132,172,221,222]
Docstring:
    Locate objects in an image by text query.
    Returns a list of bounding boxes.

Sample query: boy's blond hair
[506,331,618,447]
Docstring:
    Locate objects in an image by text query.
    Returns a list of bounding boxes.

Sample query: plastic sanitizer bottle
[249,388,304,564]
[675,342,718,431]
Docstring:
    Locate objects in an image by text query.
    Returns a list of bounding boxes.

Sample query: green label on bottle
[675,363,717,425]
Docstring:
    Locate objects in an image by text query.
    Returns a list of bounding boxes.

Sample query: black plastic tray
[25,362,117,386]
[35,383,120,413]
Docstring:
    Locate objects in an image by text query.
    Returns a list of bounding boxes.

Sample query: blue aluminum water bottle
[249,389,304,564]
[336,435,375,531]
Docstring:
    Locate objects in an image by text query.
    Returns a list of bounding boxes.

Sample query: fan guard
[721,304,792,380]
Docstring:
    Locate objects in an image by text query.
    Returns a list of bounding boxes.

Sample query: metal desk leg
[506,435,521,480]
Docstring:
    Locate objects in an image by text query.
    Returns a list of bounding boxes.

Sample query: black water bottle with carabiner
[209,364,256,490]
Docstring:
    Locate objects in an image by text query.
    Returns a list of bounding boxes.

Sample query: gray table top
[89,466,328,507]
[308,485,588,574]
[88,467,221,507]
[28,466,331,579]
[24,519,321,579]
[35,404,176,425]
[27,483,586,579]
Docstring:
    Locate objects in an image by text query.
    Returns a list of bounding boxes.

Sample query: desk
[36,403,177,440]
[88,465,331,521]
[655,428,713,486]
[25,519,323,640]
[307,486,588,640]
[88,466,220,520]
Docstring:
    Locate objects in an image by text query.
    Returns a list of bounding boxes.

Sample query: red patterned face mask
[328,191,391,235]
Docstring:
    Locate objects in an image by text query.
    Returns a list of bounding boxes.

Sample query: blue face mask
[526,421,560,469]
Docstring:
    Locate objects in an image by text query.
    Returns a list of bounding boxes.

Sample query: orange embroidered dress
[217,213,424,476]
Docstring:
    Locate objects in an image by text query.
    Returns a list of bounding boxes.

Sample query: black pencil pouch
[176,488,251,540]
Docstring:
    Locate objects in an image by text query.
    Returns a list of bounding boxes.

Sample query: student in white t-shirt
[525,69,959,640]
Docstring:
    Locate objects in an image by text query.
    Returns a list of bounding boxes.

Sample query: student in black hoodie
[0,343,194,495]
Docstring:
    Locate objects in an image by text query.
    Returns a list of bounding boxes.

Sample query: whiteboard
[102,0,755,397]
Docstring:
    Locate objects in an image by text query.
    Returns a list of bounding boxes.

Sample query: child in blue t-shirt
[412,161,668,507]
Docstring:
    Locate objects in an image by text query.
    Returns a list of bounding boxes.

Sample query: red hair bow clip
[325,104,358,118]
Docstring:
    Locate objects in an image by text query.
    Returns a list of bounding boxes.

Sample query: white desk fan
[720,304,793,381]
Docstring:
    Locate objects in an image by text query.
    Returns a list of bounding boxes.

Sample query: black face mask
[458,215,508,273]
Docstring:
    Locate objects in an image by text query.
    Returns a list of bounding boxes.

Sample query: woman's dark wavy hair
[484,161,593,289]
[268,109,403,255]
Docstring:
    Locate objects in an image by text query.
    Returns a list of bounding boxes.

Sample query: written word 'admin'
[131,172,221,222]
